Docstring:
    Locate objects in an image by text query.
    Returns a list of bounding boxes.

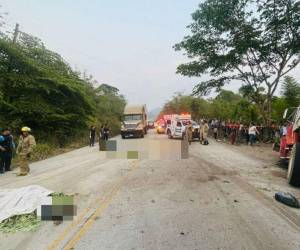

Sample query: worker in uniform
[187,121,193,145]
[202,120,209,145]
[16,127,36,176]
[199,120,203,144]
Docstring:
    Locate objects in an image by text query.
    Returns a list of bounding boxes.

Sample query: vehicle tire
[121,135,125,139]
[287,143,300,187]
[141,133,144,138]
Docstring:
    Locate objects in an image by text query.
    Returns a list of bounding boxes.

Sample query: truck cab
[121,104,148,139]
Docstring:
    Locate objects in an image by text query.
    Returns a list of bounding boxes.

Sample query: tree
[281,76,300,107]
[175,0,300,124]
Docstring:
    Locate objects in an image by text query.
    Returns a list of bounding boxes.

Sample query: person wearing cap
[0,128,15,173]
[16,127,36,176]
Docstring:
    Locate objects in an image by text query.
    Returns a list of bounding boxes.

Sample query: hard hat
[0,135,4,142]
[21,126,31,132]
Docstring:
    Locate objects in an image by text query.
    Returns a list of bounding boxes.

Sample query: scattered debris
[180,232,185,235]
[234,199,239,203]
[151,200,155,203]
[140,230,144,234]
[0,213,40,233]
[190,199,194,202]
[223,180,230,183]
[275,192,300,208]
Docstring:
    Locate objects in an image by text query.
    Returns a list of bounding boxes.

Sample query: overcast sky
[1,0,299,111]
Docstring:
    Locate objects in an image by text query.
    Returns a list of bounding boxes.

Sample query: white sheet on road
[0,185,53,223]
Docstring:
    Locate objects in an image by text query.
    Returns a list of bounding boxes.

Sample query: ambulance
[165,114,191,140]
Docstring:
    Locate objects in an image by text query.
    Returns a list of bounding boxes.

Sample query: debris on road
[0,213,40,233]
[274,192,300,208]
[0,185,53,223]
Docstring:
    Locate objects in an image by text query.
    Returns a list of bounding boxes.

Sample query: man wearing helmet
[16,127,36,176]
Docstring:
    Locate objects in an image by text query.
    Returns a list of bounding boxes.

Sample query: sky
[1,0,203,110]
[1,0,299,111]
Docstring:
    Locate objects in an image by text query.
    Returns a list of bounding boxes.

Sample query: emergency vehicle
[280,106,300,186]
[166,114,191,140]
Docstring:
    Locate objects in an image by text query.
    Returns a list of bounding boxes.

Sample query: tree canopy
[175,0,300,123]
[0,27,125,145]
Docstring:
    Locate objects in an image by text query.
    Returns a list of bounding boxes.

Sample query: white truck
[121,104,148,139]
[166,114,191,140]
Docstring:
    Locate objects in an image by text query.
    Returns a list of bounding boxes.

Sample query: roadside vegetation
[174,0,299,125]
[0,10,126,159]
[160,76,300,125]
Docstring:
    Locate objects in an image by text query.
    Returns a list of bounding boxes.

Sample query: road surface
[1,130,300,250]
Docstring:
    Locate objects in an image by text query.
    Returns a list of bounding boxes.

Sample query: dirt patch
[271,170,287,179]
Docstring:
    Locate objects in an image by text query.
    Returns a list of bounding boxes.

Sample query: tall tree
[281,76,300,107]
[175,0,300,124]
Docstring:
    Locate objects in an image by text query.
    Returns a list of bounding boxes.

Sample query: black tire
[287,143,300,187]
[121,135,125,139]
[141,133,144,138]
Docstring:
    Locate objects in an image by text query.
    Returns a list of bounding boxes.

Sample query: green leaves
[0,33,125,143]
[175,0,300,124]
[0,213,40,233]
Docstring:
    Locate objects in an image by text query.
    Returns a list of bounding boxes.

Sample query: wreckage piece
[275,192,300,208]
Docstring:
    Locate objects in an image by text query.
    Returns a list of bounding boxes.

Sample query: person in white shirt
[248,123,260,146]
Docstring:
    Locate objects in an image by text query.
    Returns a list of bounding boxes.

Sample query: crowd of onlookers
[205,119,284,146]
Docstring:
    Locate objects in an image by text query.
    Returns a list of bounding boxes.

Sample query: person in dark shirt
[103,124,110,141]
[0,128,14,173]
[89,126,96,147]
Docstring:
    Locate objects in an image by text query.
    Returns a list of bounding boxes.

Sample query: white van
[166,114,191,140]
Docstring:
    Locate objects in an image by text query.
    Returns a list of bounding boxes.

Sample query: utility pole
[12,23,19,44]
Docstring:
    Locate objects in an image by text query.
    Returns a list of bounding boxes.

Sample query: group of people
[187,120,209,145]
[89,124,110,147]
[0,126,36,176]
[186,119,262,146]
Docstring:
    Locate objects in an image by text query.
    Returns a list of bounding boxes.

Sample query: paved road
[1,130,300,250]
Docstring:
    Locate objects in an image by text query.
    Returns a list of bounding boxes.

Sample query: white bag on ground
[0,185,53,223]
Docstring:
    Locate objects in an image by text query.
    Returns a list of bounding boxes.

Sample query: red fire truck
[280,106,300,186]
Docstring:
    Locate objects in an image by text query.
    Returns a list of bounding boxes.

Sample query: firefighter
[16,127,36,176]
[202,120,209,145]
[199,120,204,144]
[187,121,193,145]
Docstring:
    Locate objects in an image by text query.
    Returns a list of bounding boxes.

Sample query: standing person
[199,120,203,144]
[202,120,209,145]
[0,128,14,173]
[248,123,260,146]
[103,124,110,141]
[89,125,96,147]
[187,121,193,145]
[0,135,5,174]
[99,125,104,140]
[213,125,218,141]
[16,127,36,176]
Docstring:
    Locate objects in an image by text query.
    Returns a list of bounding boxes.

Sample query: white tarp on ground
[0,185,53,223]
